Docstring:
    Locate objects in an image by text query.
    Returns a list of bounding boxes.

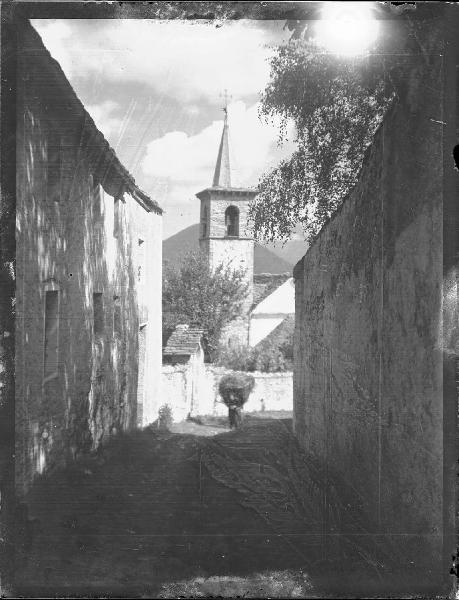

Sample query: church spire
[212,90,231,188]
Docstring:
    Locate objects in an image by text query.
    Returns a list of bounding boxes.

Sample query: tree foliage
[249,38,394,243]
[163,250,249,356]
[216,338,293,373]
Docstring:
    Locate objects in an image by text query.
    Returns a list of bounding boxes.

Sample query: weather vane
[219,89,232,114]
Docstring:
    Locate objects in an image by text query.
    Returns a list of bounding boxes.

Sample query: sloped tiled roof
[252,273,292,308]
[252,277,295,316]
[163,325,206,356]
[258,314,294,349]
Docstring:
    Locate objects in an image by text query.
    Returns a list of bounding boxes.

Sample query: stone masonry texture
[15,22,162,496]
[293,13,456,590]
[198,188,256,345]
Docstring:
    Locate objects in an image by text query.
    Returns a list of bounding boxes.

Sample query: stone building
[196,107,294,348]
[15,21,163,494]
[196,107,257,346]
[162,325,208,421]
[163,324,208,366]
[249,276,295,347]
[293,7,457,592]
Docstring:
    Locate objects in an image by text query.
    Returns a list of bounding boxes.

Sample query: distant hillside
[163,224,200,268]
[163,224,294,275]
[265,239,308,266]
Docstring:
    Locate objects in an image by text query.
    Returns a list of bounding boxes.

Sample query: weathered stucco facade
[249,277,295,347]
[161,363,292,421]
[197,187,256,346]
[293,14,457,589]
[15,22,162,495]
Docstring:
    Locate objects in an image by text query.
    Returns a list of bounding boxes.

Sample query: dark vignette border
[0,1,456,597]
[0,2,17,596]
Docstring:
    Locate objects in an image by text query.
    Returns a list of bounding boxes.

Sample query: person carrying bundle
[218,372,255,429]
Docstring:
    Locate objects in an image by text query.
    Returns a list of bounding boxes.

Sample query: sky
[32,19,295,239]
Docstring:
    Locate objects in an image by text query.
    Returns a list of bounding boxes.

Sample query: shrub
[215,344,256,372]
[216,342,292,373]
[157,404,173,431]
[253,346,289,373]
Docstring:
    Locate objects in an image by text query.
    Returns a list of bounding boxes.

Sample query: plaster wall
[15,26,162,494]
[161,364,292,419]
[249,316,285,347]
[293,27,447,575]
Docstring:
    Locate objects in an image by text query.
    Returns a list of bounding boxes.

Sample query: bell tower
[196,95,256,345]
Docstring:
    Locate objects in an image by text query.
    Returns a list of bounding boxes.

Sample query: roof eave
[25,20,163,216]
[196,186,258,200]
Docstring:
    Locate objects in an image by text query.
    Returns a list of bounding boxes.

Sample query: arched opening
[225,205,239,237]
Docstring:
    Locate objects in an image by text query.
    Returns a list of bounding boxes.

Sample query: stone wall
[198,189,256,330]
[161,363,292,420]
[161,365,191,423]
[293,18,455,584]
[200,237,254,316]
[15,23,162,495]
[201,192,253,239]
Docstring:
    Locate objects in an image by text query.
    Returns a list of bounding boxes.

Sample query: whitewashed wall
[160,363,293,421]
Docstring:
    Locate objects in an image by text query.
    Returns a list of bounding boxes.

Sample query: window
[138,239,145,285]
[225,205,239,237]
[43,290,59,380]
[47,132,62,202]
[93,293,104,336]
[113,295,121,336]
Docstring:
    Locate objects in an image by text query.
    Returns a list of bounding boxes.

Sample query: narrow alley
[15,412,416,598]
[2,5,456,598]
[16,415,315,597]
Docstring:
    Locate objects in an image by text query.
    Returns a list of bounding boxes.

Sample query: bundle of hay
[218,372,255,408]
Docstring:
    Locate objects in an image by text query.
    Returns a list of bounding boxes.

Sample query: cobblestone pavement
[15,414,408,597]
[16,415,320,597]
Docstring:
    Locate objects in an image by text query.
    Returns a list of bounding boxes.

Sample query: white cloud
[142,101,292,187]
[31,19,294,238]
[85,100,123,142]
[33,20,74,74]
[32,19,288,104]
[141,101,295,231]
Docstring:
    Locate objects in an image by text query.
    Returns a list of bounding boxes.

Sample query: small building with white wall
[249,277,295,347]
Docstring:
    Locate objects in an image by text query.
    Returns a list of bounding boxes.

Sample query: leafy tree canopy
[163,250,249,357]
[249,36,395,243]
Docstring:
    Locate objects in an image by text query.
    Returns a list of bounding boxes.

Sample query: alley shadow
[168,409,293,437]
[14,418,433,598]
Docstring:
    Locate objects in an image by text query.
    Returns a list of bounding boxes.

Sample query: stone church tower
[196,104,257,346]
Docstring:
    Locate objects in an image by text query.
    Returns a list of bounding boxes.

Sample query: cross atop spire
[220,88,232,114]
[212,90,232,188]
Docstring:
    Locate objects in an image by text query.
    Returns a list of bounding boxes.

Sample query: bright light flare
[314,2,379,56]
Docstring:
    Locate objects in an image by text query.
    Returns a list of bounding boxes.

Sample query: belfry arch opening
[225,205,239,237]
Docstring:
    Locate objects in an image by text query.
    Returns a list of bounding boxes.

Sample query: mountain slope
[163,224,294,275]
[265,239,308,266]
[163,224,200,268]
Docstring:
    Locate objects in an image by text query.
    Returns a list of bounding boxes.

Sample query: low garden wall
[160,363,292,422]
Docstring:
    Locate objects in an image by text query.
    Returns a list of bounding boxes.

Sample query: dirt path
[16,416,318,597]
